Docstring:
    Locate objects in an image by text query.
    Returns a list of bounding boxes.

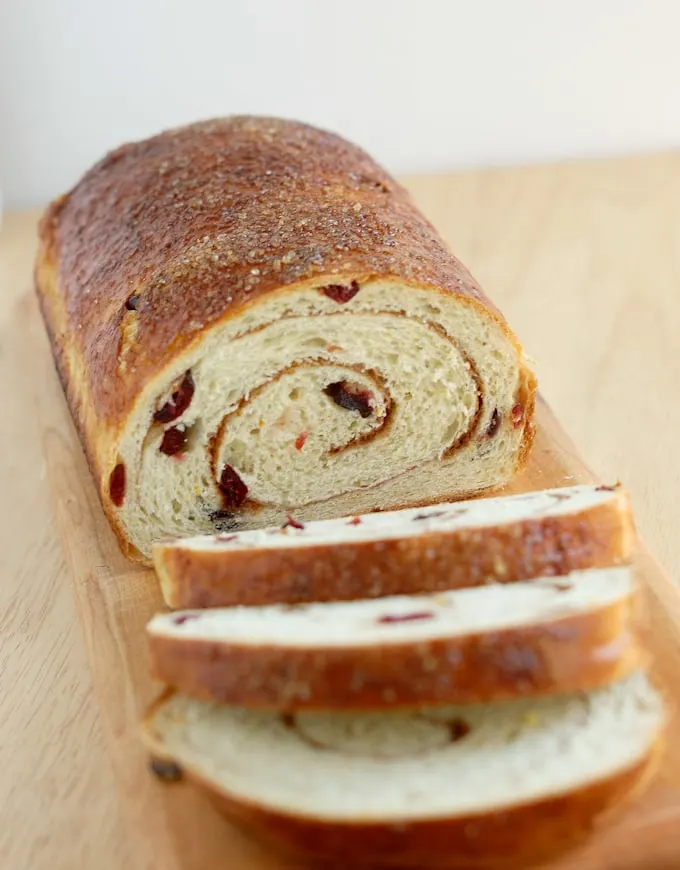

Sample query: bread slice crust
[141,679,664,869]
[155,485,634,609]
[148,571,642,709]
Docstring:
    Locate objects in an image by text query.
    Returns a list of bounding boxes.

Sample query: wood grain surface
[2,151,680,869]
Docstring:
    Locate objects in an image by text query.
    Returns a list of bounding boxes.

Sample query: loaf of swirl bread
[35,116,536,561]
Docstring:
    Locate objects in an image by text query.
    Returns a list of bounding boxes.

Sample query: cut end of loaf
[95,278,534,559]
[110,280,536,559]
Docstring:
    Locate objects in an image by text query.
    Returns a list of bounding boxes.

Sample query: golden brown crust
[140,691,659,869]
[156,497,634,609]
[35,116,510,427]
[203,756,655,869]
[148,598,643,709]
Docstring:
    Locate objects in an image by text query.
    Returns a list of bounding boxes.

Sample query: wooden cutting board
[27,283,680,870]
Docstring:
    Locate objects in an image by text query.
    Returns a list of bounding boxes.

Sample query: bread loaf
[143,673,664,868]
[154,483,633,608]
[35,116,536,561]
[147,567,642,709]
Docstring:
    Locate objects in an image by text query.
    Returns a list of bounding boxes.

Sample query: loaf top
[37,116,501,424]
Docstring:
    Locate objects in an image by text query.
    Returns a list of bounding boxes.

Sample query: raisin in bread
[143,673,664,869]
[147,567,642,709]
[35,116,536,562]
[154,484,633,608]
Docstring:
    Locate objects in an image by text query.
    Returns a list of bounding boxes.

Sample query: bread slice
[143,673,664,868]
[154,483,633,608]
[35,116,536,563]
[147,567,642,709]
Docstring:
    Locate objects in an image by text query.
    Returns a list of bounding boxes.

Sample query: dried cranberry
[109,463,126,507]
[295,432,308,451]
[125,294,139,310]
[347,516,362,525]
[321,281,360,304]
[173,614,199,625]
[448,718,471,742]
[148,758,183,783]
[153,372,195,424]
[324,380,373,418]
[511,403,524,428]
[595,484,616,492]
[282,514,305,530]
[486,408,501,438]
[377,611,435,624]
[159,426,187,456]
[218,465,248,508]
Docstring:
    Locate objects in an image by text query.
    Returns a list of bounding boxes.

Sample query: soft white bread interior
[121,282,534,558]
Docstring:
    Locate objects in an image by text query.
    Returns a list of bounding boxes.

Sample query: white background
[1,0,679,208]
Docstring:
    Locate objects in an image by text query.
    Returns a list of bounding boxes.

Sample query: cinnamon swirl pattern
[36,116,536,560]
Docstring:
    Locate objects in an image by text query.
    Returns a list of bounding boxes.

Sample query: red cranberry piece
[173,614,199,625]
[324,380,373,418]
[321,281,360,304]
[282,514,305,530]
[153,372,195,424]
[218,465,248,508]
[511,403,525,428]
[159,426,187,456]
[413,511,445,521]
[295,432,308,451]
[109,463,126,507]
[377,611,435,624]
[347,516,362,525]
[448,718,471,742]
[486,408,501,438]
